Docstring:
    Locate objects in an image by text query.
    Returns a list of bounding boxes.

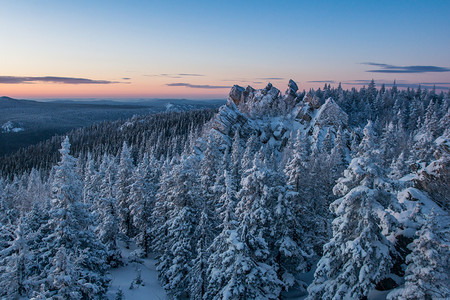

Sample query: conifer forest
[0,81,449,299]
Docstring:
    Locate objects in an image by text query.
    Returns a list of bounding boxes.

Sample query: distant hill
[0,96,224,156]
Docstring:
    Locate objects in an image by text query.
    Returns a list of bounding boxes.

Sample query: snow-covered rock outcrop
[200,80,352,157]
[316,98,348,127]
[1,121,24,133]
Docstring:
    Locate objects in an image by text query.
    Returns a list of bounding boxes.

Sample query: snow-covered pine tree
[152,158,175,285]
[189,206,213,300]
[212,151,228,224]
[48,246,81,299]
[267,156,308,291]
[284,129,309,193]
[129,153,157,257]
[1,178,21,235]
[230,129,243,191]
[286,130,331,257]
[22,200,51,291]
[26,168,47,209]
[0,217,29,298]
[155,156,200,298]
[39,137,109,298]
[199,135,223,233]
[189,140,221,299]
[391,210,449,299]
[95,154,122,267]
[209,150,282,299]
[240,134,259,173]
[205,169,239,299]
[0,201,16,255]
[307,121,394,300]
[82,153,99,207]
[389,152,407,180]
[322,128,333,153]
[115,142,135,240]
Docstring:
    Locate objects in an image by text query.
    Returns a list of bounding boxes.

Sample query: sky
[0,0,449,99]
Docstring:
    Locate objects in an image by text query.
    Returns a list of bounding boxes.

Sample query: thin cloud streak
[419,82,450,85]
[166,83,230,89]
[145,73,204,78]
[257,77,284,80]
[177,73,204,77]
[0,76,119,84]
[307,80,336,83]
[362,62,450,73]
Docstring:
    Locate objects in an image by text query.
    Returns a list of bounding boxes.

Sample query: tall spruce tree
[38,137,109,298]
[307,122,395,300]
[392,211,450,300]
[115,142,135,241]
[129,153,156,257]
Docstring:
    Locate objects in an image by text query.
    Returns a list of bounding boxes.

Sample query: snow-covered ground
[107,242,167,300]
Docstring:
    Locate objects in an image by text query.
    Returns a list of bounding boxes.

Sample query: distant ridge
[0,96,224,156]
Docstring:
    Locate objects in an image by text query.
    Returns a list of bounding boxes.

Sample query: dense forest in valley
[0,109,217,177]
[0,96,223,156]
[0,80,448,299]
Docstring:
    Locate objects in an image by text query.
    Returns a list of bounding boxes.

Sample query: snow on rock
[209,100,256,140]
[303,93,323,109]
[222,81,348,138]
[315,97,348,127]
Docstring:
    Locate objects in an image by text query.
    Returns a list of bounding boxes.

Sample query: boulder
[244,85,255,97]
[287,79,298,95]
[295,110,312,122]
[229,85,245,105]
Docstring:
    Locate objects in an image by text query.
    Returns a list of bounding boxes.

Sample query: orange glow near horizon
[2,78,449,100]
[0,80,231,99]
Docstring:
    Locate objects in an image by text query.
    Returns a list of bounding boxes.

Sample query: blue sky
[0,0,449,98]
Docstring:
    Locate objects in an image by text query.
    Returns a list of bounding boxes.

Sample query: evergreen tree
[39,137,109,298]
[152,159,175,285]
[0,217,29,298]
[392,211,450,299]
[23,201,51,290]
[156,156,200,298]
[95,154,122,267]
[82,153,99,207]
[269,160,307,290]
[129,153,156,257]
[231,130,243,190]
[188,140,221,299]
[206,170,239,299]
[115,142,135,240]
[307,125,395,300]
[284,129,309,192]
[189,207,212,300]
[26,168,47,209]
